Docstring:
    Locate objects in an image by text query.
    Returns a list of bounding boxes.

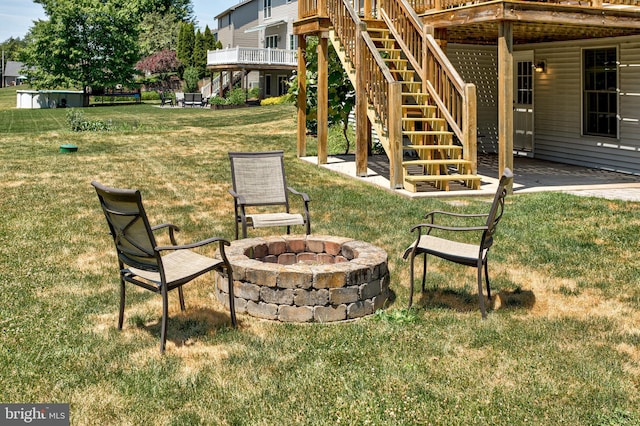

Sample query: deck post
[463,83,478,175]
[356,22,369,177]
[364,0,373,19]
[297,35,308,158]
[317,33,329,165]
[498,21,514,191]
[388,82,404,189]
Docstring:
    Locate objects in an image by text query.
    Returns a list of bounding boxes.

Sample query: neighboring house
[3,61,26,87]
[208,0,297,99]
[294,0,640,192]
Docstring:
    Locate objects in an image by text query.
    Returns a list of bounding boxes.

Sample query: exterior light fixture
[534,60,546,73]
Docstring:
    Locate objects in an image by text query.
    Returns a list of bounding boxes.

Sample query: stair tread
[404,130,452,135]
[405,144,461,150]
[404,174,481,182]
[403,159,472,166]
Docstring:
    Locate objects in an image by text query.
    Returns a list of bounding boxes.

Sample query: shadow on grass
[412,287,536,314]
[139,307,237,348]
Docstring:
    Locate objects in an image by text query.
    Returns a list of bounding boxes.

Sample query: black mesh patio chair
[160,91,173,107]
[228,151,311,239]
[92,181,236,353]
[403,168,513,318]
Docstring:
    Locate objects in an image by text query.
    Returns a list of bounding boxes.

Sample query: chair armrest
[228,189,247,205]
[424,210,488,221]
[151,223,181,245]
[287,186,310,203]
[410,223,488,233]
[156,237,231,252]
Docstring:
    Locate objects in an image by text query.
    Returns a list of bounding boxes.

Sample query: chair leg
[484,260,492,300]
[118,278,126,330]
[408,253,415,308]
[227,268,237,328]
[160,290,169,353]
[477,260,487,319]
[421,254,428,293]
[178,286,186,311]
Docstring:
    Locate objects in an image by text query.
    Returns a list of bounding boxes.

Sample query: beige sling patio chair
[403,168,513,318]
[228,151,311,239]
[92,181,236,353]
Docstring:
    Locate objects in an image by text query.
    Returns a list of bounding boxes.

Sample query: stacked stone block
[215,235,389,322]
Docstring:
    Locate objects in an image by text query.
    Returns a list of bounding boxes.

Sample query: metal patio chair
[228,151,311,239]
[403,169,514,318]
[92,181,236,353]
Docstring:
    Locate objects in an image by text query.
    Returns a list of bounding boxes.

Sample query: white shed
[16,90,85,109]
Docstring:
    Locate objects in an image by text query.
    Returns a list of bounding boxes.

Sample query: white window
[265,35,278,49]
[264,0,272,18]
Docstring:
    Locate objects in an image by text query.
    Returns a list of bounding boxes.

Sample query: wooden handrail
[380,0,475,153]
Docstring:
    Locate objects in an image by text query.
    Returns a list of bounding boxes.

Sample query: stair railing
[326,0,404,186]
[379,0,477,173]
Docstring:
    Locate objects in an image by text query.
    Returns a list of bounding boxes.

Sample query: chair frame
[92,181,236,353]
[228,151,311,240]
[404,169,513,318]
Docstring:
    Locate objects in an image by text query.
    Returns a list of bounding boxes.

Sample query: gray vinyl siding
[531,36,640,175]
[448,44,499,154]
[448,36,640,175]
[216,1,259,49]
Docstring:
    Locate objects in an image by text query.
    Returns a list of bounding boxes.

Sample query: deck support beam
[297,35,307,158]
[356,22,369,177]
[317,34,329,165]
[498,21,514,191]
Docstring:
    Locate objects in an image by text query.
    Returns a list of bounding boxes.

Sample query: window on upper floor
[583,47,618,138]
[264,0,272,18]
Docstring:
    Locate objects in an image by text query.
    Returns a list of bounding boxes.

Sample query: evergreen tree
[193,29,206,78]
[177,22,195,68]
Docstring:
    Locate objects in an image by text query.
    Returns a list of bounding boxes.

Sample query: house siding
[448,36,640,175]
[531,36,640,175]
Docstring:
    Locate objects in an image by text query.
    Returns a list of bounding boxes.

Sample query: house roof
[3,61,25,78]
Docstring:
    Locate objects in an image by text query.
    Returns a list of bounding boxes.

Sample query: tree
[137,11,180,58]
[1,37,28,62]
[135,0,193,22]
[22,0,140,101]
[177,21,195,69]
[136,49,181,75]
[192,29,206,78]
[203,26,215,52]
[290,37,356,154]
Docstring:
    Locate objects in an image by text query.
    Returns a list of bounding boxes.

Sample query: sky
[0,0,243,42]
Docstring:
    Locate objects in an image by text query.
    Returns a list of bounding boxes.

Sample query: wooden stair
[367,27,481,192]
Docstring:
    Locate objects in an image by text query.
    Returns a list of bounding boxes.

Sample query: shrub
[66,109,113,132]
[141,91,160,101]
[260,94,294,106]
[226,88,246,105]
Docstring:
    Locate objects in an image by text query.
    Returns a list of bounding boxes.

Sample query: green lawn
[0,86,639,425]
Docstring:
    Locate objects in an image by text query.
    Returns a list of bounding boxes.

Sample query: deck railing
[327,0,404,184]
[207,47,297,67]
[298,0,639,17]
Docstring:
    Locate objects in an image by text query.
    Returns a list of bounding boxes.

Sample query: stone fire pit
[214,235,389,322]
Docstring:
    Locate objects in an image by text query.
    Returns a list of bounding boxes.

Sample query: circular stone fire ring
[215,235,389,323]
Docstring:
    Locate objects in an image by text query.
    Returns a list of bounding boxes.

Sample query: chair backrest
[185,93,194,102]
[92,181,160,272]
[481,168,514,250]
[175,92,184,102]
[229,151,289,207]
[194,93,203,102]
